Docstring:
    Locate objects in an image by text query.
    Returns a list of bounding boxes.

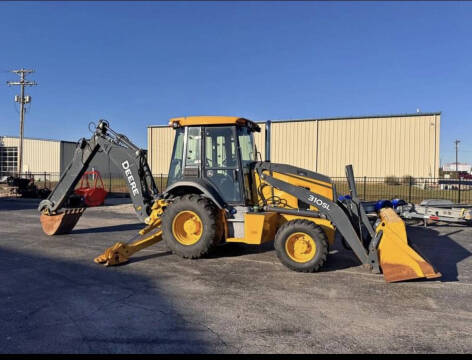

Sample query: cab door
[203,126,244,204]
[167,126,202,187]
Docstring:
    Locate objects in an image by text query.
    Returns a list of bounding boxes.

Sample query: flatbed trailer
[396,199,472,226]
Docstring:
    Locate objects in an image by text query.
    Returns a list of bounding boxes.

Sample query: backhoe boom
[39,120,159,235]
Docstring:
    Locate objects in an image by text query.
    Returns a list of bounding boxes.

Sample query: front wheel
[161,194,223,259]
[274,219,328,272]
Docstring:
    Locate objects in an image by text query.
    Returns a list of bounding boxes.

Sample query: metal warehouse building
[0,136,122,180]
[147,112,441,178]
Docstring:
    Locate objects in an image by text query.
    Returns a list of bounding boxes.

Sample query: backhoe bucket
[40,208,85,235]
[376,208,441,283]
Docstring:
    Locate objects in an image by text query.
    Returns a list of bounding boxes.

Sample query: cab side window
[185,127,201,167]
[167,128,184,187]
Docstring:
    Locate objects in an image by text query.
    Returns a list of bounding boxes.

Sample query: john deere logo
[122,160,139,196]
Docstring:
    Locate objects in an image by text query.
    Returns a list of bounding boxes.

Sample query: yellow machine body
[223,167,336,246]
[169,116,259,129]
[253,168,334,210]
[226,212,336,246]
[47,115,439,283]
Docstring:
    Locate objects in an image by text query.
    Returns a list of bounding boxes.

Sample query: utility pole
[454,139,461,177]
[6,68,38,177]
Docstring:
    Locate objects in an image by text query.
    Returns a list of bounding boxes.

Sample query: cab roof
[169,116,260,132]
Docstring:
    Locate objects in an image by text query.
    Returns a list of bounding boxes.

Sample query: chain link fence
[2,171,472,204]
[0,171,168,195]
[332,176,472,204]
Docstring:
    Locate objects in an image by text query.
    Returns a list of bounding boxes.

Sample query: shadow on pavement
[0,197,132,213]
[72,223,143,234]
[0,198,40,211]
[0,246,220,353]
[321,234,365,272]
[206,241,275,259]
[322,225,471,280]
[129,251,174,264]
[407,225,471,282]
[58,219,470,283]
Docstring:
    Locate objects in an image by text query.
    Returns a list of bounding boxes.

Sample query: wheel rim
[285,232,316,263]
[172,210,203,245]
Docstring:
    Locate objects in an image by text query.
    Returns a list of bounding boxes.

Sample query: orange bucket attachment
[74,170,108,207]
[377,208,441,283]
[40,208,85,235]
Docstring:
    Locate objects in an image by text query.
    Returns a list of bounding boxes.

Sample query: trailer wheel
[274,219,328,272]
[161,194,223,259]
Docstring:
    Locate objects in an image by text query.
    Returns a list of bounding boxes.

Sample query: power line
[6,68,38,177]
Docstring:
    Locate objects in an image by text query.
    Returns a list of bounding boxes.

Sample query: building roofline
[265,111,442,124]
[147,111,442,128]
[0,135,77,144]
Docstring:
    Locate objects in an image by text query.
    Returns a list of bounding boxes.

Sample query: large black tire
[274,219,328,273]
[161,194,223,259]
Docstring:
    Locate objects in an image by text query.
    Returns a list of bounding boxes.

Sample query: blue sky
[0,1,471,165]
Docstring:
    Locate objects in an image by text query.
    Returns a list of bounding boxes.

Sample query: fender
[163,179,227,209]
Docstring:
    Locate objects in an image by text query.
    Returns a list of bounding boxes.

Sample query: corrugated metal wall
[316,114,440,177]
[270,121,317,171]
[147,126,176,176]
[147,113,440,178]
[0,137,127,181]
[0,137,61,174]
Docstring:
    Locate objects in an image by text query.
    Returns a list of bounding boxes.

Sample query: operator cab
[167,116,260,205]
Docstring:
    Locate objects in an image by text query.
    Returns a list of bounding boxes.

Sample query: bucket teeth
[40,208,86,235]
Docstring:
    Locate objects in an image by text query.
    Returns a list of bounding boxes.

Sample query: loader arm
[254,162,380,273]
[254,162,440,282]
[39,120,159,235]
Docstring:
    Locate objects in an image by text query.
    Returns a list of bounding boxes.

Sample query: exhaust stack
[265,120,271,162]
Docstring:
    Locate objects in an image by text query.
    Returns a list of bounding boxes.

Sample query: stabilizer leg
[94,199,167,266]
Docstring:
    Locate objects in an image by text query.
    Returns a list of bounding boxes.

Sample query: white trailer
[397,199,472,226]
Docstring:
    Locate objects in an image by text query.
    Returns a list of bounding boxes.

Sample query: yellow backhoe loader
[39,117,441,283]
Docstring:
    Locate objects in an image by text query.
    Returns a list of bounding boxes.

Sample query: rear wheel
[274,219,328,272]
[161,194,223,258]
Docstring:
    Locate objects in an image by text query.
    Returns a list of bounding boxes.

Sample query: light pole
[454,139,460,177]
[6,69,38,177]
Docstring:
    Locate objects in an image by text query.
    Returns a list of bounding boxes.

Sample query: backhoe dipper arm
[38,120,159,222]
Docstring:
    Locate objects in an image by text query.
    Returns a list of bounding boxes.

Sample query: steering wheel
[170,159,182,179]
[209,172,228,184]
[222,158,237,168]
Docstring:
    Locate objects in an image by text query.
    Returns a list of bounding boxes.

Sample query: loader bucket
[376,208,441,283]
[40,208,85,235]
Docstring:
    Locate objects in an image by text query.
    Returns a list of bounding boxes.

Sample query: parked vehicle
[38,118,441,283]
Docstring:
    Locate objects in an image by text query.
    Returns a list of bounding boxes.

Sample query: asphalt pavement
[0,197,471,353]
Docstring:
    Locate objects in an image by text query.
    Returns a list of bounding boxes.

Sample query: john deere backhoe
[39,116,441,283]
